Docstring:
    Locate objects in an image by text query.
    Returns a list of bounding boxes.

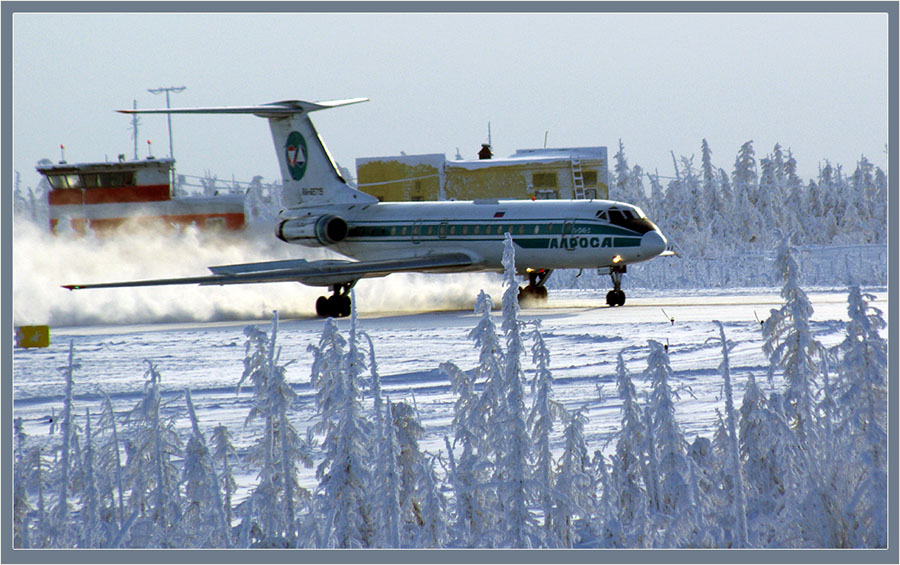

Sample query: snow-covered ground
[13,285,886,498]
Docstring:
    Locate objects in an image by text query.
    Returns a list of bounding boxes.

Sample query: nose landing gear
[518,269,552,304]
[315,282,355,318]
[606,266,626,307]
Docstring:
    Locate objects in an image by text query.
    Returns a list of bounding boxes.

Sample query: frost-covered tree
[458,288,507,545]
[96,392,126,537]
[239,311,312,545]
[762,236,822,446]
[613,139,632,201]
[121,362,184,547]
[78,408,99,548]
[13,418,32,548]
[714,322,749,547]
[527,319,564,539]
[209,423,239,545]
[551,406,593,548]
[309,303,373,548]
[181,389,230,547]
[834,286,888,547]
[610,350,648,544]
[496,232,538,548]
[49,341,80,546]
[375,399,402,547]
[416,453,449,548]
[391,400,427,544]
[643,340,689,519]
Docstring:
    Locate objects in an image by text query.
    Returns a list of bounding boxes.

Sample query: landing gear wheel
[316,296,330,317]
[517,269,552,305]
[336,294,351,318]
[606,266,627,307]
[314,282,356,318]
[605,289,626,307]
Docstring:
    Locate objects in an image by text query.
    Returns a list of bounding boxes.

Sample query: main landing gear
[606,266,626,307]
[518,269,552,304]
[315,282,354,318]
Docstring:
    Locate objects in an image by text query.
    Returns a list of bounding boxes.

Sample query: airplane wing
[63,252,478,290]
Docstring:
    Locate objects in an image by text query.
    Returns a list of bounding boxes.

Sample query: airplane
[63,98,669,318]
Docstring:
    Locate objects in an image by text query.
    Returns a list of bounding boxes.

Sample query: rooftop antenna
[544,130,549,148]
[487,121,492,147]
[130,99,141,160]
[59,144,66,164]
[148,85,186,186]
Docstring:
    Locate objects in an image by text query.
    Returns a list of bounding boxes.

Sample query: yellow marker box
[15,326,50,349]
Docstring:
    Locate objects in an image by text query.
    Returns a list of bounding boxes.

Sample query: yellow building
[356,147,608,202]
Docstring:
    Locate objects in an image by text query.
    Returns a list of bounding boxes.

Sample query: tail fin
[118,98,377,209]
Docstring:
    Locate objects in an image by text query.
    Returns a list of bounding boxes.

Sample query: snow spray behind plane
[14,219,501,327]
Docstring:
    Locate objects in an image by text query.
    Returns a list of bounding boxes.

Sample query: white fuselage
[282,198,668,274]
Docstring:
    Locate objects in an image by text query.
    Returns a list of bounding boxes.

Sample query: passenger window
[473,226,481,235]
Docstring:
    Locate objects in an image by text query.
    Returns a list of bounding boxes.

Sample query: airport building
[38,157,245,234]
[356,146,608,202]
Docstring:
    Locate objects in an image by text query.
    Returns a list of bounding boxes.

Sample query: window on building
[100,172,135,187]
[584,188,597,199]
[48,175,68,190]
[533,172,558,188]
[411,196,424,202]
[582,171,598,186]
[65,174,83,189]
[82,174,100,188]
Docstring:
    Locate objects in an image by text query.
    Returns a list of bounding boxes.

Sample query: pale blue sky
[12,10,888,191]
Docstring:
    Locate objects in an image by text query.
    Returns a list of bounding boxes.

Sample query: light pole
[148,85,186,188]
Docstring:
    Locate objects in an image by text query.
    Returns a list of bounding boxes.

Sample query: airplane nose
[641,230,667,257]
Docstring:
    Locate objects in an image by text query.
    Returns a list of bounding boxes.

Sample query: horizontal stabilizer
[117,98,368,118]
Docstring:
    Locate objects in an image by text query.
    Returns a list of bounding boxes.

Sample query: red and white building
[38,157,245,234]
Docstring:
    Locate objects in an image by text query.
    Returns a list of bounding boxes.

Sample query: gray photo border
[2,1,897,564]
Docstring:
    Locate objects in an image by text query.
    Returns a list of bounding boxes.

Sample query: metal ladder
[571,155,586,199]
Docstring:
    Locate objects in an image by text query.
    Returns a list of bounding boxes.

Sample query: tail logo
[284,131,309,181]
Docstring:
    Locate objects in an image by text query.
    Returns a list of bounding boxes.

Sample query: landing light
[612,255,623,264]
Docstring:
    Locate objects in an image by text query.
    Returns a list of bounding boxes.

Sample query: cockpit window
[596,210,608,221]
[608,209,626,224]
[606,207,659,234]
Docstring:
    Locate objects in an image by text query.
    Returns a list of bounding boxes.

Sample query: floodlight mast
[148,85,186,187]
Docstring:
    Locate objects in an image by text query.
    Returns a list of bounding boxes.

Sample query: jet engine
[276,214,349,247]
